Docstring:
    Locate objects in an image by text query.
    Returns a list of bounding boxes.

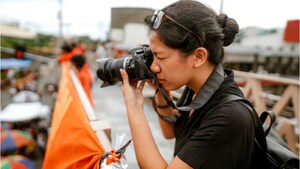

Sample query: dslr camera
[96,45,154,87]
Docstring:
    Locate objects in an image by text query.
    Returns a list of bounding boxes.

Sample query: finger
[146,80,157,90]
[120,69,130,86]
[138,80,146,90]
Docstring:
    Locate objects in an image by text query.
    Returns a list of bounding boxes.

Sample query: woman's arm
[120,69,167,168]
[120,69,192,169]
[154,92,176,139]
[146,81,176,139]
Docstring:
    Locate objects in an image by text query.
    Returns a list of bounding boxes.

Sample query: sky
[1,0,299,40]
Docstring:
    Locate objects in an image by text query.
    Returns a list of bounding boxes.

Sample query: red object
[105,150,121,165]
[283,20,300,42]
[14,45,26,59]
[15,51,23,58]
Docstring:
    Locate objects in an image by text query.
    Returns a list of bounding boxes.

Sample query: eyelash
[155,56,164,60]
[153,53,163,60]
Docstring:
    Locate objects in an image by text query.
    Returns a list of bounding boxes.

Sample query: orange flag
[79,63,94,107]
[43,63,105,169]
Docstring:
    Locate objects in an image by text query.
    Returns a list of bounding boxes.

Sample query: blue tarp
[0,58,32,70]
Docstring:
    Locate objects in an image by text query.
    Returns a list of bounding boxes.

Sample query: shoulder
[203,100,253,133]
[177,100,254,168]
[209,98,250,118]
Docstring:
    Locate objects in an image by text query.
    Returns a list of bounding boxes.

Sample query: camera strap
[137,56,225,122]
[176,63,225,111]
[152,64,225,123]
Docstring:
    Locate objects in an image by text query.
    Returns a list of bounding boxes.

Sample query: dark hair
[144,0,239,64]
[61,43,72,53]
[71,54,86,70]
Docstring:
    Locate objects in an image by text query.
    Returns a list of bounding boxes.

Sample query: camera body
[96,45,154,87]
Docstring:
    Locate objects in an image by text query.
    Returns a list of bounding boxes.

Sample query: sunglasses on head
[150,10,202,45]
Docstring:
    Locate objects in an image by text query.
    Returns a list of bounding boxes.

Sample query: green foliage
[1,34,55,49]
[1,34,98,56]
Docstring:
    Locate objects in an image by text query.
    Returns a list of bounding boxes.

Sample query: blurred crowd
[0,38,132,168]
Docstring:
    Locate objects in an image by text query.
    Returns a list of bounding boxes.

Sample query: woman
[120,1,254,168]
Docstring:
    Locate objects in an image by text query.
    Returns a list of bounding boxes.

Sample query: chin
[162,84,182,91]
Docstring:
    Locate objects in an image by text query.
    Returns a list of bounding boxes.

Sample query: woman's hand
[120,69,145,110]
[146,80,157,90]
[146,78,172,99]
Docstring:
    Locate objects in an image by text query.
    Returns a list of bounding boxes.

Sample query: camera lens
[96,57,130,87]
[96,45,154,87]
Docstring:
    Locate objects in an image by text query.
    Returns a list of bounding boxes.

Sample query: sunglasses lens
[153,18,160,29]
[152,11,165,29]
[150,10,202,45]
[151,10,158,25]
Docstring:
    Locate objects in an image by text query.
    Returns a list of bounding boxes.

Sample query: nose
[150,58,160,74]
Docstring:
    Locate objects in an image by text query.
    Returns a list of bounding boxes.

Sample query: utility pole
[219,0,224,14]
[56,0,63,56]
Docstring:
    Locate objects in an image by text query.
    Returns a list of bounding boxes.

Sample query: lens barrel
[96,57,129,87]
[96,45,153,87]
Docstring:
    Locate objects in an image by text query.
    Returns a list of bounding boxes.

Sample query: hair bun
[217,14,228,29]
[217,13,239,46]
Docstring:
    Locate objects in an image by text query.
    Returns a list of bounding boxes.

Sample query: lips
[157,78,165,83]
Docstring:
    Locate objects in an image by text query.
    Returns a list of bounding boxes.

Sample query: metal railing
[1,47,55,63]
[234,70,299,154]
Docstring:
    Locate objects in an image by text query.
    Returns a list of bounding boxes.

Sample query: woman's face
[149,32,195,91]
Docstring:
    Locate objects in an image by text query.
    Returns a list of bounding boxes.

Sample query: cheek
[168,59,190,75]
[164,62,190,87]
[168,71,188,83]
[164,76,187,91]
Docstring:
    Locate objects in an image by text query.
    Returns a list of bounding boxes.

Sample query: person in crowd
[119,0,255,169]
[69,40,94,91]
[71,54,94,107]
[95,41,108,59]
[71,40,86,55]
[56,43,73,63]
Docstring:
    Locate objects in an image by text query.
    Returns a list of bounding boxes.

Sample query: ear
[193,47,207,68]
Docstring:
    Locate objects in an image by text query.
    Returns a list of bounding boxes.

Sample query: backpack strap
[220,95,268,153]
[259,111,276,136]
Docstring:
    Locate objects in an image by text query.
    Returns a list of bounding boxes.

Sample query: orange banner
[43,63,104,169]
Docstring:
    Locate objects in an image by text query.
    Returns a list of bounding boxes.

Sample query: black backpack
[222,95,299,169]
